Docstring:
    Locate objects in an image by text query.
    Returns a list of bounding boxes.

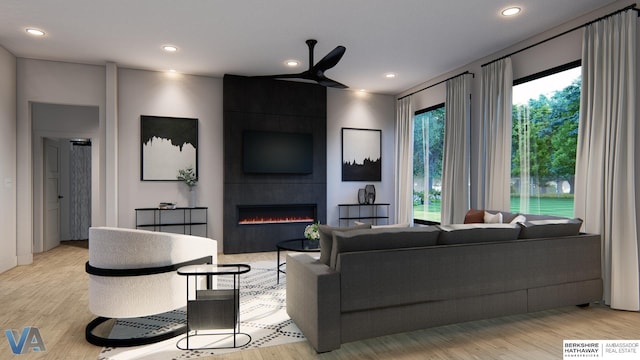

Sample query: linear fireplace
[237,204,317,225]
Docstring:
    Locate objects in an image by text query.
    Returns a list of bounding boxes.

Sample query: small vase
[357,188,366,204]
[365,184,376,204]
[189,187,197,208]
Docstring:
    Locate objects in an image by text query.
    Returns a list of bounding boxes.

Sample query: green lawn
[413,199,441,223]
[509,196,574,218]
[414,196,574,223]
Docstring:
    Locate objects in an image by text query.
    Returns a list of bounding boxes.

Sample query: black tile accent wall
[223,75,327,253]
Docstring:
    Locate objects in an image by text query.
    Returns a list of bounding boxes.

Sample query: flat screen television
[243,131,313,174]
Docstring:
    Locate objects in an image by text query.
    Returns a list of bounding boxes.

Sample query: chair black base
[176,331,251,350]
[86,316,187,347]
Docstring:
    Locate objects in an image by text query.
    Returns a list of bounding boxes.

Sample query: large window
[511,61,581,217]
[413,104,445,224]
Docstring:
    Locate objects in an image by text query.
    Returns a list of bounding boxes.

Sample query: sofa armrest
[286,253,340,352]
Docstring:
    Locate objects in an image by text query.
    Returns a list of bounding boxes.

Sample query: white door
[44,138,61,251]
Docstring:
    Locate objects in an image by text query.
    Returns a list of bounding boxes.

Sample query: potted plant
[177,166,198,207]
[304,222,320,241]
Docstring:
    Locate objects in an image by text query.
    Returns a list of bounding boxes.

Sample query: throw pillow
[464,209,485,224]
[318,223,371,265]
[484,211,503,224]
[510,214,527,224]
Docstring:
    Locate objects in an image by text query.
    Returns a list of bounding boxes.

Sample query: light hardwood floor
[1,241,640,359]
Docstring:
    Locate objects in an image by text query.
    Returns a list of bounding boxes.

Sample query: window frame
[510,59,582,217]
[513,59,581,86]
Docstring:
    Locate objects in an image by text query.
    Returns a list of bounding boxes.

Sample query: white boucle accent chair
[86,227,218,346]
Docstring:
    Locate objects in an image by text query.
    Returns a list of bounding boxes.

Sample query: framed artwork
[140,115,198,181]
[342,127,381,181]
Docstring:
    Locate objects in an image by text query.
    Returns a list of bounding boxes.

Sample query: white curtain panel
[395,96,414,225]
[480,58,513,211]
[440,73,472,225]
[70,143,92,240]
[574,10,638,310]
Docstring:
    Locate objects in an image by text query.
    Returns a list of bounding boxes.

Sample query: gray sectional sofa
[286,213,602,352]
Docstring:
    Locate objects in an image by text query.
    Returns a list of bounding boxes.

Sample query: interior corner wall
[327,89,396,226]
[0,46,17,273]
[16,59,106,264]
[116,69,224,252]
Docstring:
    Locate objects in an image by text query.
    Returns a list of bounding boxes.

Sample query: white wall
[11,60,392,258]
[16,59,106,264]
[116,70,395,246]
[398,0,626,209]
[0,46,17,273]
[117,69,225,251]
[327,89,396,226]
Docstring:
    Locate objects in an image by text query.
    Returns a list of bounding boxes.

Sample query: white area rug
[98,261,305,360]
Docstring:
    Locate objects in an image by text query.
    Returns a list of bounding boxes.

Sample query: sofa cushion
[354,221,411,229]
[330,227,441,269]
[521,213,570,221]
[518,218,583,239]
[318,223,371,265]
[463,209,485,224]
[437,223,521,245]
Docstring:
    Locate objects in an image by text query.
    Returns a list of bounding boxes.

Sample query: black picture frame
[341,127,381,181]
[140,115,198,181]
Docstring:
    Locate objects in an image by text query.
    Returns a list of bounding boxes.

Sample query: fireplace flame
[238,216,315,225]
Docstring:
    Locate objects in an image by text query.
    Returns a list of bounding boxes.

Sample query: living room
[1,0,640,358]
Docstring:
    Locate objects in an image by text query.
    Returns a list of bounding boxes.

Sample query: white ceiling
[0,0,617,95]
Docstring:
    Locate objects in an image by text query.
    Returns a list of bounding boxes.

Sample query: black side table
[276,238,320,284]
[176,263,251,350]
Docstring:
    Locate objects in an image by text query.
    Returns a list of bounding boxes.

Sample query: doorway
[42,138,92,249]
[32,102,99,252]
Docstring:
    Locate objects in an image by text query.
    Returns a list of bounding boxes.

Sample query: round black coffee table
[276,238,320,284]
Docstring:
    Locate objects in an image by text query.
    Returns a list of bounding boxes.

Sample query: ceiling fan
[257,39,348,89]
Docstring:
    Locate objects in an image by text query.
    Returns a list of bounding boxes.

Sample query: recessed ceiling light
[285,60,300,67]
[385,73,397,79]
[162,45,178,52]
[501,7,521,16]
[26,28,45,36]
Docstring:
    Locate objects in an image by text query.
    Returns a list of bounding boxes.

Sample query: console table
[338,203,390,226]
[135,207,207,236]
[176,263,251,350]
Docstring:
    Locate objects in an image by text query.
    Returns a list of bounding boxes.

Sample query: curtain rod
[397,71,474,101]
[481,4,639,67]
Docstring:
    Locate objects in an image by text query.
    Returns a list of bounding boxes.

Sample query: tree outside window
[511,63,580,217]
[413,104,445,223]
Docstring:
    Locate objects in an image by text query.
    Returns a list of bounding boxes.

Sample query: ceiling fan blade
[254,71,310,80]
[312,46,346,72]
[316,75,348,89]
[253,40,346,88]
